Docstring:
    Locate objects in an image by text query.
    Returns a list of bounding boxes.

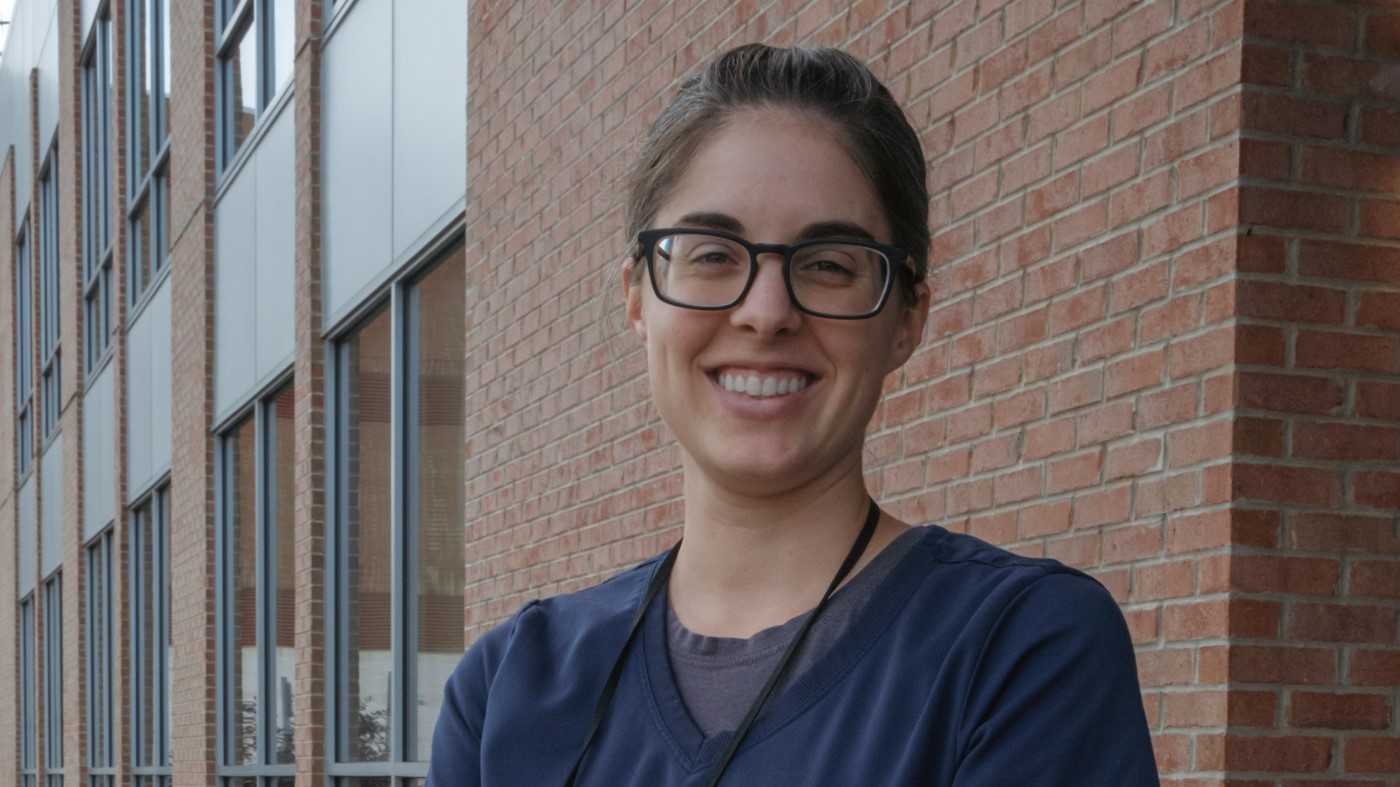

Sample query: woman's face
[625,108,930,498]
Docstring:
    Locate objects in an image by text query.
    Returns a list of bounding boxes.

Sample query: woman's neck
[667,461,909,638]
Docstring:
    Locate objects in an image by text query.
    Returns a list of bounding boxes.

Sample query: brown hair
[624,44,930,303]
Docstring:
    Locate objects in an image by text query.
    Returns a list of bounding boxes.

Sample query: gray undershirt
[665,526,924,737]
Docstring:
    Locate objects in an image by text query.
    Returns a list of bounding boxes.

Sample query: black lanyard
[563,499,881,787]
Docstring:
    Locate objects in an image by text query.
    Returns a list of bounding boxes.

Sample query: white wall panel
[36,18,58,155]
[255,108,296,376]
[40,433,63,578]
[128,297,153,494]
[19,475,37,595]
[83,363,115,541]
[127,277,173,499]
[392,0,466,259]
[2,3,35,217]
[322,0,393,320]
[79,0,97,43]
[215,166,258,415]
[149,278,173,474]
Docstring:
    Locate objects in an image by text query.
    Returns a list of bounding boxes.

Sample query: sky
[0,0,12,57]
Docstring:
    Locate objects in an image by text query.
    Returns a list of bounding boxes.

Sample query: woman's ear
[623,259,647,342]
[885,281,931,374]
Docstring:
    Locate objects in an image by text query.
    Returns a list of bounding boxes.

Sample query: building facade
[1,0,1397,785]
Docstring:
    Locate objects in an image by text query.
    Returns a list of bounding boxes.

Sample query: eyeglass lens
[651,232,890,316]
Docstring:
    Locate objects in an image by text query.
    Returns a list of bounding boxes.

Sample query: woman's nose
[730,255,801,335]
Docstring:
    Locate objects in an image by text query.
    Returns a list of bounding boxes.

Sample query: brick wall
[466,0,1398,783]
[1,144,18,787]
[1220,0,1400,780]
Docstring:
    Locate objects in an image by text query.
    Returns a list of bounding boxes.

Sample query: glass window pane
[270,0,294,95]
[227,19,258,159]
[132,0,149,177]
[132,196,151,300]
[137,504,156,766]
[338,307,393,762]
[159,171,171,269]
[271,386,296,764]
[158,0,170,143]
[412,251,466,761]
[227,417,258,764]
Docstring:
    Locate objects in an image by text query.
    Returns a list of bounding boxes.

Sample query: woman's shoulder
[909,523,1096,585]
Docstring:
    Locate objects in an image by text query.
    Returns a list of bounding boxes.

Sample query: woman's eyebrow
[673,212,745,233]
[799,221,877,242]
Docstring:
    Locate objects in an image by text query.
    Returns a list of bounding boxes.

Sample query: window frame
[82,4,116,375]
[215,0,294,172]
[215,379,297,783]
[37,152,61,443]
[126,0,172,310]
[16,218,34,477]
[20,594,37,787]
[43,573,64,786]
[130,485,173,787]
[326,236,466,782]
[86,530,117,787]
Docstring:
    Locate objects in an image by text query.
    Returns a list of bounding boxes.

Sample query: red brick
[1112,0,1173,54]
[1052,115,1109,170]
[1141,204,1204,261]
[1297,330,1400,374]
[1358,291,1400,331]
[1293,422,1399,462]
[1144,18,1210,82]
[1243,42,1293,88]
[1242,92,1348,139]
[1027,92,1082,144]
[1076,315,1134,364]
[1000,143,1051,193]
[1234,463,1341,506]
[1049,369,1103,414]
[1111,84,1171,139]
[998,62,1051,116]
[1230,645,1338,685]
[1238,372,1345,415]
[1073,485,1131,528]
[1076,401,1134,445]
[1025,254,1076,302]
[1240,186,1350,233]
[1236,280,1347,325]
[1301,146,1400,193]
[1302,52,1400,101]
[1021,415,1071,462]
[1234,324,1285,366]
[1358,381,1400,421]
[1360,199,1400,241]
[1239,137,1291,182]
[1136,560,1196,601]
[1047,449,1102,493]
[1291,512,1400,554]
[1346,737,1400,774]
[1244,0,1358,47]
[1238,233,1286,274]
[1223,735,1334,773]
[1052,197,1109,251]
[1288,603,1396,643]
[1352,560,1400,598]
[1105,349,1165,397]
[1046,532,1100,568]
[1360,106,1400,149]
[1106,438,1162,480]
[1052,28,1111,87]
[1019,499,1072,538]
[1138,383,1199,429]
[1103,522,1162,562]
[1298,240,1400,285]
[1169,327,1233,379]
[1136,647,1195,687]
[1168,419,1231,468]
[1355,471,1400,509]
[974,276,1023,322]
[1174,237,1236,290]
[1289,692,1392,730]
[1083,56,1142,113]
[1350,650,1400,687]
[1110,171,1172,227]
[1232,555,1341,595]
[1110,261,1169,313]
[1234,416,1284,458]
[1123,607,1159,644]
[993,387,1046,429]
[1026,171,1081,224]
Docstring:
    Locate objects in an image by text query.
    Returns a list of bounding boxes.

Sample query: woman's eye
[687,247,739,265]
[802,257,856,277]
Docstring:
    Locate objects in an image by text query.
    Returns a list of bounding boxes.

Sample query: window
[20,596,36,787]
[127,0,171,305]
[219,385,295,783]
[44,575,63,787]
[217,0,294,167]
[331,243,465,782]
[83,8,115,372]
[132,487,172,787]
[16,220,33,475]
[38,156,60,440]
[87,532,116,787]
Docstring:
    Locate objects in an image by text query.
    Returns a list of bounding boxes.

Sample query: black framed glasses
[636,228,909,319]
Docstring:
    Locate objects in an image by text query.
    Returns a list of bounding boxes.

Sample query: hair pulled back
[624,44,930,300]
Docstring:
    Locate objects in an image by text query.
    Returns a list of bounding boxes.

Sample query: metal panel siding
[322,0,393,320]
[36,18,59,155]
[214,167,258,414]
[149,277,173,476]
[19,475,37,595]
[392,0,467,259]
[127,294,153,494]
[83,363,116,541]
[2,3,36,218]
[254,105,296,378]
[40,433,63,578]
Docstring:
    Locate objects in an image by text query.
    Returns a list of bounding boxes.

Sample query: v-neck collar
[634,525,945,772]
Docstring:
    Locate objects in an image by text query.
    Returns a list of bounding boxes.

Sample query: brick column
[292,0,327,782]
[1,146,18,787]
[168,0,220,782]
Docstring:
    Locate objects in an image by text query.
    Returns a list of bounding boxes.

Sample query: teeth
[718,372,809,398]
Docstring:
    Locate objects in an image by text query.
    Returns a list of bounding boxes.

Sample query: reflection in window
[43,575,63,787]
[333,242,465,779]
[87,532,116,787]
[16,222,33,475]
[38,157,60,440]
[218,0,294,167]
[127,0,172,305]
[83,11,115,372]
[20,597,35,787]
[132,488,173,787]
[220,384,296,780]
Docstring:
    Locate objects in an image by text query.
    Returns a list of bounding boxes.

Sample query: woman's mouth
[715,369,812,398]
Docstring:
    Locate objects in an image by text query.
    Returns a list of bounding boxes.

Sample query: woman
[428,44,1160,786]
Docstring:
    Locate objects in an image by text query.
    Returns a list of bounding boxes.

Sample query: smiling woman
[426,44,1160,787]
